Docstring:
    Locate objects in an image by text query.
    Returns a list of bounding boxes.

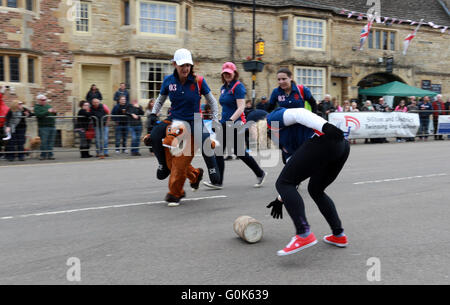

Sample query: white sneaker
[254,171,267,188]
[115,150,120,154]
[203,181,223,190]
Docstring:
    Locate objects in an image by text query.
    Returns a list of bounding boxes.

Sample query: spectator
[86,84,103,104]
[127,99,144,156]
[342,100,351,112]
[406,98,419,142]
[90,98,111,158]
[145,98,155,118]
[332,98,343,112]
[351,101,360,112]
[408,96,417,107]
[112,96,129,154]
[75,100,94,158]
[256,96,269,112]
[432,94,446,140]
[34,94,57,160]
[374,97,390,112]
[113,83,130,104]
[4,100,33,161]
[244,100,254,119]
[318,94,335,119]
[362,100,375,111]
[0,85,10,159]
[446,97,450,140]
[417,96,432,141]
[394,100,408,143]
[373,97,390,143]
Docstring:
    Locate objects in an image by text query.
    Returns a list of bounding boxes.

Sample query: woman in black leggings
[266,107,350,256]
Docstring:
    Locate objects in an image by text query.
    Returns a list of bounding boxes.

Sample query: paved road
[0,140,449,285]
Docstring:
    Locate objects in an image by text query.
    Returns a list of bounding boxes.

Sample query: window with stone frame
[368,29,396,51]
[294,17,326,50]
[138,59,171,101]
[9,56,20,83]
[6,0,18,8]
[75,1,91,33]
[294,66,326,102]
[0,56,4,82]
[139,0,178,36]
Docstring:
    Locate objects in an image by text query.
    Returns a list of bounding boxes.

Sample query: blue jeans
[95,126,109,155]
[129,125,142,153]
[39,127,56,158]
[115,125,129,151]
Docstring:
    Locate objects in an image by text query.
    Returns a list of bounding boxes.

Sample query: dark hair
[79,100,89,108]
[221,70,240,84]
[173,65,197,81]
[90,84,98,91]
[276,68,297,87]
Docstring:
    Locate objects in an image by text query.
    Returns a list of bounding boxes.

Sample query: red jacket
[0,93,10,127]
[432,101,446,118]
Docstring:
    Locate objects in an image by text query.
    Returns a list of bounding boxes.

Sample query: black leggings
[216,123,264,184]
[275,136,350,236]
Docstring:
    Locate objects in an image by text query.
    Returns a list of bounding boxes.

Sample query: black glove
[266,198,283,219]
[148,113,158,127]
[322,123,344,140]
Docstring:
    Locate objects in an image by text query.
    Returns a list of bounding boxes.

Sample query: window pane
[28,58,35,83]
[295,67,324,102]
[26,0,33,11]
[7,0,17,8]
[383,31,388,50]
[368,30,373,48]
[9,56,20,82]
[140,2,177,35]
[390,32,396,50]
[295,18,324,49]
[140,61,171,100]
[282,18,289,41]
[124,1,130,25]
[375,31,381,49]
[0,56,4,82]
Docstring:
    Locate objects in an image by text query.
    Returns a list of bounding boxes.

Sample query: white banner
[437,115,450,134]
[329,112,420,139]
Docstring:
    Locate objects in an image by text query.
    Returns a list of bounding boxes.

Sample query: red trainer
[323,234,348,247]
[277,233,317,256]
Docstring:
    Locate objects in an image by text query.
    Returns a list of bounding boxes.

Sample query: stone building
[0,0,448,115]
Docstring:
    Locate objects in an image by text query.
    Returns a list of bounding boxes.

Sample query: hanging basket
[242,60,265,73]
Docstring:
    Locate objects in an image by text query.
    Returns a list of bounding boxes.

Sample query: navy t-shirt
[160,74,211,121]
[219,80,246,123]
[269,83,312,109]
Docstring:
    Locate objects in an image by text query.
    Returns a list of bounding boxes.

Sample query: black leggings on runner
[275,136,350,236]
[216,123,264,184]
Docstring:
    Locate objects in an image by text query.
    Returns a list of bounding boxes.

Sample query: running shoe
[157,164,171,180]
[277,233,317,256]
[165,193,185,207]
[190,168,204,192]
[203,181,223,190]
[323,234,348,247]
[254,171,267,188]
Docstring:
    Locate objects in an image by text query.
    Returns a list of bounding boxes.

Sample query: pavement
[0,139,449,285]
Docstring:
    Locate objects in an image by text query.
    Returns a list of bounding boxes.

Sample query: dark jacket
[5,108,32,133]
[112,104,129,126]
[317,100,335,119]
[113,89,130,104]
[86,90,103,103]
[127,104,145,126]
[417,101,432,119]
[76,109,92,130]
[90,103,108,127]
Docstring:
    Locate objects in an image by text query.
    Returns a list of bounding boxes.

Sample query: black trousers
[216,122,264,184]
[275,136,350,236]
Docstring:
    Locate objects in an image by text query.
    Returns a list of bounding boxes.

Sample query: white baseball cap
[36,94,47,100]
[172,48,193,66]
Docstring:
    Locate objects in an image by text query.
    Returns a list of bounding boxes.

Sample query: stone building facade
[0,0,449,116]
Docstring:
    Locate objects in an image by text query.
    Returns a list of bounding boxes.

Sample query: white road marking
[0,195,228,221]
[353,173,448,185]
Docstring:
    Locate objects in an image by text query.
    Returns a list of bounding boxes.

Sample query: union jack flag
[359,18,374,50]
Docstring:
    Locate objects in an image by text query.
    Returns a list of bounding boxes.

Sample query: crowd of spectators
[1,82,449,163]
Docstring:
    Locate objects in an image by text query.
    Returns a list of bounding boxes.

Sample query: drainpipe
[231,4,236,61]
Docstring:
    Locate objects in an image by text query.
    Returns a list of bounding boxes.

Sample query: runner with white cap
[148,49,222,195]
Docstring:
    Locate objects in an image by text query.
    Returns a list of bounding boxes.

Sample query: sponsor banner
[329,112,420,139]
[437,115,450,134]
